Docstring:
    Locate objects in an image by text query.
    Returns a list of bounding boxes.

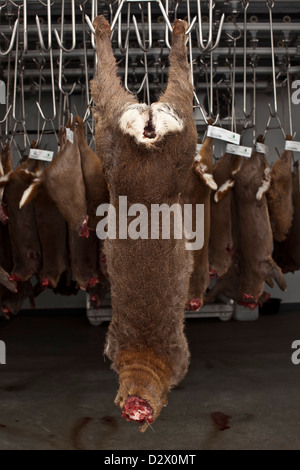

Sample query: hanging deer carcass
[205,147,287,308]
[91,16,197,431]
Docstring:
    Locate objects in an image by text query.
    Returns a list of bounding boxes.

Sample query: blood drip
[121,396,154,425]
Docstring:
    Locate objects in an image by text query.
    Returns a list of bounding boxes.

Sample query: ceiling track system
[0,0,299,152]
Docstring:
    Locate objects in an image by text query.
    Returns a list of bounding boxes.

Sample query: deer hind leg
[91,15,137,128]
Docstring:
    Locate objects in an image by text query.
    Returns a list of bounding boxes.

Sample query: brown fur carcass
[19,126,89,237]
[0,147,37,318]
[183,130,217,311]
[209,152,243,279]
[0,160,42,283]
[273,161,300,273]
[267,137,294,242]
[205,147,287,308]
[68,115,109,303]
[91,16,197,430]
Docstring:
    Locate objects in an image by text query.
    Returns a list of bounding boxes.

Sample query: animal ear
[193,163,217,190]
[256,167,271,201]
[19,178,42,209]
[214,178,235,202]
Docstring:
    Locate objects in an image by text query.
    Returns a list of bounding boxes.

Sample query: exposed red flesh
[242,293,255,300]
[87,277,98,288]
[41,278,53,288]
[121,396,154,425]
[209,268,217,280]
[9,273,21,283]
[79,215,90,238]
[143,113,156,139]
[188,298,202,312]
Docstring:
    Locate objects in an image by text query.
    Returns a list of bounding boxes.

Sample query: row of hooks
[0,0,298,157]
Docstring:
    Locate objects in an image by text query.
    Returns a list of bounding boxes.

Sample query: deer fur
[19,127,88,236]
[273,161,300,273]
[183,132,216,310]
[267,138,294,242]
[0,161,42,282]
[91,15,197,430]
[72,115,109,231]
[205,149,286,306]
[208,153,243,278]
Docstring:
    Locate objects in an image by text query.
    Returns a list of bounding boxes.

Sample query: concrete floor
[0,309,300,450]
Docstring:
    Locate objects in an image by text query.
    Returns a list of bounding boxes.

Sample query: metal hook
[54,0,76,52]
[132,2,152,53]
[242,0,250,119]
[0,105,12,124]
[118,2,130,54]
[35,0,52,51]
[36,49,57,123]
[266,0,277,116]
[196,0,225,53]
[0,12,19,56]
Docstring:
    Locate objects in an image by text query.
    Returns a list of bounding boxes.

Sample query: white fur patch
[256,167,271,201]
[214,179,235,202]
[119,102,184,145]
[19,180,39,209]
[119,104,149,140]
[0,173,10,184]
[201,172,218,190]
[195,163,217,190]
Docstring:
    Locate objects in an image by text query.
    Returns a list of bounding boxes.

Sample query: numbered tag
[285,140,300,153]
[29,148,54,162]
[207,125,241,145]
[66,128,74,143]
[226,143,252,158]
[256,142,269,155]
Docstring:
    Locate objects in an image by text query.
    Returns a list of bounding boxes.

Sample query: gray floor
[0,309,299,450]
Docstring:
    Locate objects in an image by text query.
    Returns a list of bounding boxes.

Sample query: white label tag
[256,142,269,155]
[207,125,241,145]
[226,143,252,158]
[285,140,300,152]
[66,128,74,143]
[29,148,54,162]
[0,81,5,104]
